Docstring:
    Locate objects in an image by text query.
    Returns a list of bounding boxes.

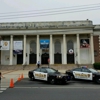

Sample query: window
[54,41,61,53]
[30,41,36,54]
[67,40,74,53]
[73,68,81,72]
[41,68,47,73]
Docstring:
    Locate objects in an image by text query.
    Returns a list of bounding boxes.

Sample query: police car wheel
[49,78,55,84]
[96,78,100,84]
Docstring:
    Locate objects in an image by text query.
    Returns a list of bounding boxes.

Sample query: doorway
[67,54,74,64]
[29,53,36,64]
[41,53,49,64]
[17,54,23,64]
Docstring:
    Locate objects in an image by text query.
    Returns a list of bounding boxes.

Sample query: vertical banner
[0,41,9,50]
[13,41,23,54]
[40,39,50,49]
[80,39,90,48]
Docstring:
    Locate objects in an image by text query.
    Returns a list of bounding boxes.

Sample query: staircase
[0,64,93,70]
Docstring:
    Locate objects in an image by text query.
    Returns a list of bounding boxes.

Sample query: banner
[14,41,23,50]
[80,39,90,48]
[40,40,49,49]
[13,41,23,54]
[0,41,9,50]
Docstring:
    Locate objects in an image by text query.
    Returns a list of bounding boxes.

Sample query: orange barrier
[9,78,14,88]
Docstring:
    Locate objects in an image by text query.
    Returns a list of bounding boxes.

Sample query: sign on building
[13,41,23,54]
[40,40,49,49]
[80,39,90,48]
[0,41,9,50]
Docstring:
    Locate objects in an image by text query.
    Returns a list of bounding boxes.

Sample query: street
[0,78,100,100]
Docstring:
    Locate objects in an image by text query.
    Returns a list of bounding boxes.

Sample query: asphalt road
[0,78,100,100]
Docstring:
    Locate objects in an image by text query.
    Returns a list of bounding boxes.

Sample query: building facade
[0,20,100,65]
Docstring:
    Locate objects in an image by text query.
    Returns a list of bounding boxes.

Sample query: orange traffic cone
[21,74,23,79]
[9,78,14,88]
[17,75,21,81]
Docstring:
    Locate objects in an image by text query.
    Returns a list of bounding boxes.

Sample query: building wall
[93,36,100,62]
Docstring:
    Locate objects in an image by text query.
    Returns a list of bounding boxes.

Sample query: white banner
[0,41,9,50]
[14,41,23,50]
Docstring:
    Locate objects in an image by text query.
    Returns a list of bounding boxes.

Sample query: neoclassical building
[0,20,100,65]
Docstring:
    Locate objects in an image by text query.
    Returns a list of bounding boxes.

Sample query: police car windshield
[46,68,57,73]
[89,68,97,73]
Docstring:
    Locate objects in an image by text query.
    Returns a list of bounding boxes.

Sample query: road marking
[14,86,100,89]
[0,91,3,93]
[0,88,7,90]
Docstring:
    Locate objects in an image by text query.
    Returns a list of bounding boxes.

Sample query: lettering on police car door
[34,71,47,81]
[73,71,92,80]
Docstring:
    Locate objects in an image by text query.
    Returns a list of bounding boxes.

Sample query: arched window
[67,40,74,52]
[55,41,61,53]
[30,41,36,54]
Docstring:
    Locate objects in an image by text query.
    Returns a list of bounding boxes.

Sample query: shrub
[93,63,100,69]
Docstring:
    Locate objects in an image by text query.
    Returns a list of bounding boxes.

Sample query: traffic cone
[21,74,23,79]
[17,75,21,81]
[9,78,14,88]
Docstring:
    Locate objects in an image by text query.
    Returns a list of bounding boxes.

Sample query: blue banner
[40,39,50,49]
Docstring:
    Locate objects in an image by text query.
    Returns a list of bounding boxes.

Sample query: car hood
[94,72,100,75]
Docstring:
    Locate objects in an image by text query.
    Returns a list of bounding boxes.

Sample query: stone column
[77,34,80,64]
[9,35,13,65]
[37,35,39,62]
[63,34,66,64]
[50,35,53,64]
[23,35,26,65]
[90,34,94,64]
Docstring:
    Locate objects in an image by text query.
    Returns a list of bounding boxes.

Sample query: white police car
[66,67,100,84]
[28,67,70,84]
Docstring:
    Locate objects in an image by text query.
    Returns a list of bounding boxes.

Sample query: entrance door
[41,53,49,64]
[54,53,62,64]
[67,54,74,64]
[29,53,36,64]
[17,54,23,64]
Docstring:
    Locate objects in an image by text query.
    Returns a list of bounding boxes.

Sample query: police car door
[81,68,92,80]
[39,68,48,81]
[34,68,47,81]
[73,68,82,79]
[34,68,41,80]
[73,68,92,80]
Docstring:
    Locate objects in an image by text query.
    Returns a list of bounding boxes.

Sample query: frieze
[0,21,92,30]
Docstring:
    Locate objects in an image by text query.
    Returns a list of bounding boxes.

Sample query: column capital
[63,34,65,37]
[10,35,13,38]
[50,34,52,37]
[77,34,79,37]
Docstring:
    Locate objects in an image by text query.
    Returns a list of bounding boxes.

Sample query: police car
[28,67,70,84]
[65,67,100,84]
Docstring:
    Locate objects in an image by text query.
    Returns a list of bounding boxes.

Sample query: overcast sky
[0,0,100,24]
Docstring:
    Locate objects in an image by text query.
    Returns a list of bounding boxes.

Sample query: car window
[46,68,57,73]
[73,68,82,72]
[40,68,47,73]
[89,68,97,73]
[81,68,90,72]
[34,68,41,72]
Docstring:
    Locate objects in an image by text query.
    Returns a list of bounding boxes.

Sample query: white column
[90,34,94,64]
[77,34,80,64]
[50,35,53,64]
[9,35,13,65]
[23,35,26,65]
[37,35,39,62]
[63,34,66,64]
